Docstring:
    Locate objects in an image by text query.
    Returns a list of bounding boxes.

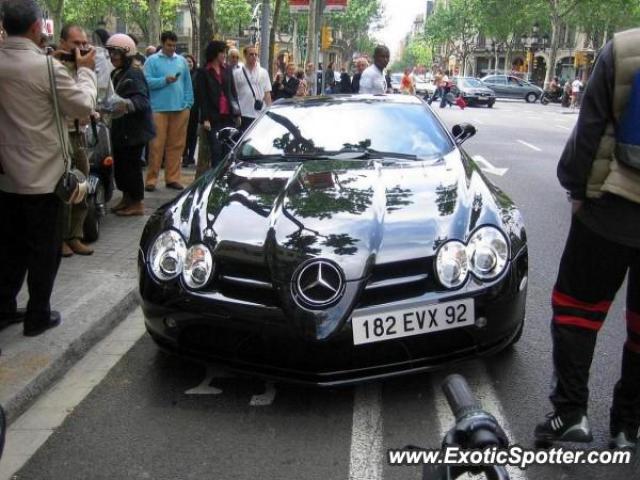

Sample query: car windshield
[460,78,484,88]
[237,101,454,162]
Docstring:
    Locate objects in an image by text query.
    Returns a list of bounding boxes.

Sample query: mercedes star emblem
[293,259,345,308]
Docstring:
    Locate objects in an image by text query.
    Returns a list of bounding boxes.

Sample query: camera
[58,48,91,63]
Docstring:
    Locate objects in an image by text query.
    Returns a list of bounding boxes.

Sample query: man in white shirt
[358,45,390,95]
[571,77,584,108]
[233,45,272,131]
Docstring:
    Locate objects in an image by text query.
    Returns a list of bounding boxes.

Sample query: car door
[484,76,508,96]
[505,76,525,98]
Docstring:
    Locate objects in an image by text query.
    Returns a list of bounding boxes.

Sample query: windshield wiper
[324,148,419,160]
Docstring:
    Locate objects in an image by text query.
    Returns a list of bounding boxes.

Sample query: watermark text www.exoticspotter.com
[388,446,632,470]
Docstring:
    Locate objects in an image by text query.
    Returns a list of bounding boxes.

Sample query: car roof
[272,94,425,107]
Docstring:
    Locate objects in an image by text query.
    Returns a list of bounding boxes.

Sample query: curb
[4,288,139,424]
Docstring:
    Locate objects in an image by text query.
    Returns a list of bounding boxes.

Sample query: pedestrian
[272,63,300,100]
[0,0,97,336]
[359,45,390,95]
[351,57,368,93]
[227,48,241,70]
[182,53,198,167]
[400,67,415,95]
[440,71,454,108]
[571,76,584,109]
[295,68,308,96]
[145,45,156,58]
[304,62,315,96]
[105,34,155,217]
[324,61,336,94]
[429,68,444,104]
[534,27,640,450]
[562,79,572,108]
[339,67,351,94]
[195,40,240,179]
[143,31,194,192]
[233,44,272,132]
[55,24,96,257]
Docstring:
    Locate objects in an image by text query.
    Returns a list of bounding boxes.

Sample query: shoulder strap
[242,66,257,100]
[47,56,70,173]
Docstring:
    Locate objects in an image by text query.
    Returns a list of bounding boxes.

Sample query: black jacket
[351,72,362,93]
[110,65,155,147]
[195,65,239,124]
[273,76,300,100]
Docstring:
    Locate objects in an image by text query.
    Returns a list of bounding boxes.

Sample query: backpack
[616,69,640,170]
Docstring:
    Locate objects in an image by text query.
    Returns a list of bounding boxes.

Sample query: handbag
[242,67,263,111]
[47,56,88,204]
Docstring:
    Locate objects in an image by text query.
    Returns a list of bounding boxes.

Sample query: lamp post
[521,23,548,84]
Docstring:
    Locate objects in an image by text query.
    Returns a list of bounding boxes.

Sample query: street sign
[289,0,310,12]
[324,0,348,12]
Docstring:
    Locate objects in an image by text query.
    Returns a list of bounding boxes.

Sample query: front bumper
[139,250,528,386]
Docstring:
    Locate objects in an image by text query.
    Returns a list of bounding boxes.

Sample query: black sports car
[139,95,528,386]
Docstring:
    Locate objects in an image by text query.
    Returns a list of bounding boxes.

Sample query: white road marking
[433,363,528,480]
[472,155,508,176]
[517,140,542,152]
[249,381,277,406]
[472,118,485,125]
[555,124,572,131]
[0,310,146,480]
[349,383,383,480]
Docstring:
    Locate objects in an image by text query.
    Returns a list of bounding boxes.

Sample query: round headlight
[467,227,509,280]
[182,244,214,289]
[149,230,187,281]
[435,241,469,289]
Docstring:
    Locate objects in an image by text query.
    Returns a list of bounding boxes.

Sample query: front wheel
[540,95,549,105]
[525,92,538,103]
[487,100,495,108]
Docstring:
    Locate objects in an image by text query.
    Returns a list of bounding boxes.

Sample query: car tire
[487,100,495,108]
[525,92,538,103]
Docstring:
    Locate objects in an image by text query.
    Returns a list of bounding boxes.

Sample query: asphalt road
[10,99,637,480]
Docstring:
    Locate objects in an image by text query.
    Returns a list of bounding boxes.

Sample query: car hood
[148,150,526,340]
[463,87,494,95]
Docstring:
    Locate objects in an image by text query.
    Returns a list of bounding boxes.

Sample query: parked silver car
[451,77,496,107]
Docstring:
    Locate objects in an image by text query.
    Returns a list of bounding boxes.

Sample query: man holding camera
[56,24,96,257]
[0,0,97,336]
[233,45,271,132]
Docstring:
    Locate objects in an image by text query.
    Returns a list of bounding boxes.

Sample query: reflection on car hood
[159,150,524,284]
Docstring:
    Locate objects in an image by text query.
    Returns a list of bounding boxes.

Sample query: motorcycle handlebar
[442,374,481,422]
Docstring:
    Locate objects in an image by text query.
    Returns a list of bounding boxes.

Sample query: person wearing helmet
[106,34,155,216]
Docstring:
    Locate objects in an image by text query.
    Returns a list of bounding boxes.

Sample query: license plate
[351,298,474,345]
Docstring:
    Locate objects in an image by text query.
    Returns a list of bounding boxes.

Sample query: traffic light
[321,26,332,50]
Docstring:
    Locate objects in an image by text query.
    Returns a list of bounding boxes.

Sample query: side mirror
[216,127,241,150]
[452,123,476,145]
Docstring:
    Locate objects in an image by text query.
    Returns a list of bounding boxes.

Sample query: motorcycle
[81,117,114,243]
[540,88,564,105]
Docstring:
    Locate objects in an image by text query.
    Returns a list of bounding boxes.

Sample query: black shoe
[534,411,593,445]
[0,308,26,329]
[610,423,638,450]
[166,182,184,190]
[23,311,62,337]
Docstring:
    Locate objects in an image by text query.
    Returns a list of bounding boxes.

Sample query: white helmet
[105,34,137,57]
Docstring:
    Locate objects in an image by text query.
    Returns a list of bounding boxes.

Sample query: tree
[214,0,252,38]
[328,0,384,64]
[268,0,283,78]
[200,0,215,65]
[425,0,480,76]
[475,0,538,75]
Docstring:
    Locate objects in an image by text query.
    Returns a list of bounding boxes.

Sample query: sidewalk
[0,169,195,424]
